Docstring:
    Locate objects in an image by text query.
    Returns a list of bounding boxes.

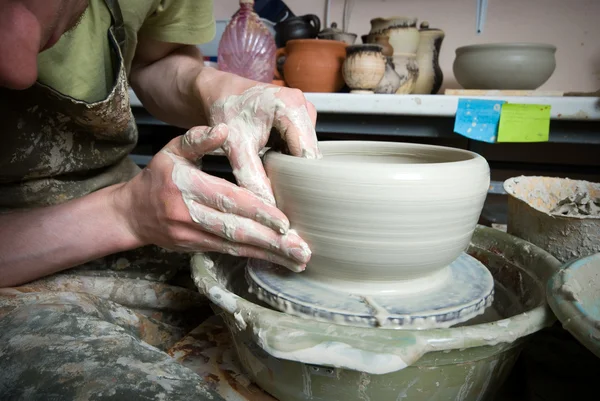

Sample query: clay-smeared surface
[547,252,600,358]
[504,176,600,263]
[190,226,560,400]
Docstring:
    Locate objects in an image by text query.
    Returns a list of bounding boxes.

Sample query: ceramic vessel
[263,141,490,286]
[217,0,276,83]
[369,16,420,55]
[453,43,557,89]
[317,22,357,45]
[371,34,394,57]
[192,225,559,400]
[362,34,399,93]
[362,33,394,56]
[342,44,387,94]
[275,14,321,47]
[414,21,445,94]
[374,56,402,94]
[504,176,600,263]
[197,18,276,59]
[392,52,419,94]
[276,39,347,93]
[547,253,600,359]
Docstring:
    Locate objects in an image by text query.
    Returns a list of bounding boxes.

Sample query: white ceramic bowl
[452,43,556,90]
[264,141,490,286]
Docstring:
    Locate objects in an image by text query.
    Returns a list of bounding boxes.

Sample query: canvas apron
[0,1,222,399]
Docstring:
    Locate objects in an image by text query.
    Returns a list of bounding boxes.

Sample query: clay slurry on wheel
[246,252,495,329]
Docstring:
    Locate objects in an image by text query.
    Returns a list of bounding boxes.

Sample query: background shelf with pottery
[128,0,600,230]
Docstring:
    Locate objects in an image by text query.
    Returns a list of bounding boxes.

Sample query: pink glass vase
[217,0,277,83]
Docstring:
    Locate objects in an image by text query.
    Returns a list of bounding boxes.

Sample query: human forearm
[0,184,142,287]
[129,42,210,129]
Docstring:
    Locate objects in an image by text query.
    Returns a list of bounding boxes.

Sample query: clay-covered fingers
[186,166,289,233]
[174,123,229,161]
[273,99,321,159]
[223,139,277,206]
[191,233,307,272]
[184,201,310,271]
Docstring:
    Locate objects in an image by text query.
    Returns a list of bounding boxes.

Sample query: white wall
[214,0,600,92]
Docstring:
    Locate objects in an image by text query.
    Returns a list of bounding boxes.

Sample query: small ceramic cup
[342,44,387,94]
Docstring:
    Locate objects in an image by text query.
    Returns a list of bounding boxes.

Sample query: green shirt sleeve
[139,0,216,46]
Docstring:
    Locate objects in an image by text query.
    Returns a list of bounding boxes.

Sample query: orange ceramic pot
[276,39,347,93]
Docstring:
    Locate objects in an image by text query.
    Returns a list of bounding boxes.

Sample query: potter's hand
[198,71,321,205]
[115,124,310,272]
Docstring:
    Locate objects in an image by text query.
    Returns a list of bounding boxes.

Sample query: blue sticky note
[453,98,506,143]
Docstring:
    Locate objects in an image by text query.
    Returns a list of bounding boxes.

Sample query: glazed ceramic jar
[342,44,387,93]
[369,16,420,55]
[264,141,490,287]
[414,21,445,94]
[276,39,347,93]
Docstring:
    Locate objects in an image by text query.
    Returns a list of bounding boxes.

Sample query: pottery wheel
[246,253,494,329]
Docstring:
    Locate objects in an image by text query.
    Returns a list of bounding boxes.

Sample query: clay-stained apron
[169,314,276,401]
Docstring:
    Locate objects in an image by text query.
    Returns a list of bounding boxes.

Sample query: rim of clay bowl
[455,42,557,54]
[547,253,600,358]
[264,141,486,171]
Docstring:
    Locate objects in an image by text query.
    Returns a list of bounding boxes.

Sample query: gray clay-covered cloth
[0,1,221,399]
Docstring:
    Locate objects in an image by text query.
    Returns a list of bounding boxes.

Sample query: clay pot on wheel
[342,44,387,94]
[276,39,347,93]
[264,141,490,289]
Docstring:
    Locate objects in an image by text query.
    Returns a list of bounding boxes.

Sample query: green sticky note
[497,104,551,142]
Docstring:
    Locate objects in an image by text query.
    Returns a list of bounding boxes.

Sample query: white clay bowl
[264,141,490,290]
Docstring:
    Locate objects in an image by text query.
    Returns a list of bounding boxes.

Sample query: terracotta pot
[276,39,347,93]
[342,44,387,94]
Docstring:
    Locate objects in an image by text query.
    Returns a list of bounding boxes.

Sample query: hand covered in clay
[197,71,321,205]
[115,124,310,272]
